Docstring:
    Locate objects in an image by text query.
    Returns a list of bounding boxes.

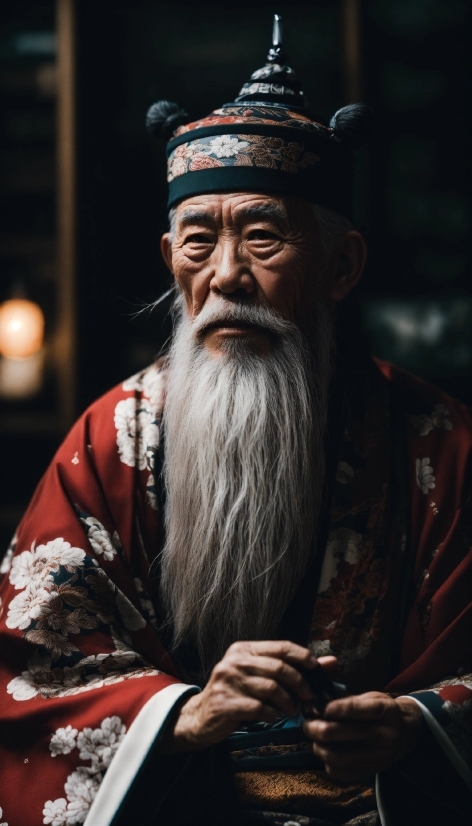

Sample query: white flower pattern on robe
[122,365,165,407]
[114,398,159,471]
[0,806,8,826]
[336,461,354,484]
[63,772,100,824]
[78,515,121,562]
[77,716,125,768]
[50,726,78,757]
[410,414,434,436]
[6,539,88,644]
[7,651,55,701]
[114,397,146,468]
[415,673,472,692]
[317,528,363,594]
[9,538,86,591]
[120,365,164,510]
[5,535,158,701]
[310,639,334,658]
[0,534,17,574]
[6,581,54,630]
[145,472,158,510]
[410,404,453,436]
[7,644,160,702]
[143,421,160,471]
[43,716,126,825]
[416,457,436,494]
[43,799,68,826]
[432,404,453,430]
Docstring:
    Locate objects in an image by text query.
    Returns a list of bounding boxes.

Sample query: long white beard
[158,294,333,675]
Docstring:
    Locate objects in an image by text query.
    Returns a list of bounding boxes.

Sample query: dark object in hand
[299,664,348,719]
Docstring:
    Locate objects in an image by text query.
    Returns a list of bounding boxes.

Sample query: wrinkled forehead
[172,192,315,232]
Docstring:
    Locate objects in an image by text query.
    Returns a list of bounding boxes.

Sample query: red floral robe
[0,358,471,825]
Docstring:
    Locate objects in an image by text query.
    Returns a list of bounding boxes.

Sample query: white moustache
[190,299,297,339]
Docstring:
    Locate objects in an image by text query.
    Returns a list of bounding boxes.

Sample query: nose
[209,236,256,297]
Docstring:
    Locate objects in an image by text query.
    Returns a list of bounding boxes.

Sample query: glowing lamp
[0,299,45,359]
[0,300,45,398]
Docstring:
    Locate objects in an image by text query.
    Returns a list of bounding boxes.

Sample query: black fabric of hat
[146,15,371,219]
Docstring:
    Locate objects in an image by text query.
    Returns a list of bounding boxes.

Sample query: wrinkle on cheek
[252,248,306,319]
[174,249,203,274]
[274,269,305,322]
[177,285,193,316]
[184,287,205,318]
[172,267,194,314]
[176,270,212,319]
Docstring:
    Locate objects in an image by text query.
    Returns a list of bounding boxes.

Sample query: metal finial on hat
[235,13,306,106]
[267,14,286,63]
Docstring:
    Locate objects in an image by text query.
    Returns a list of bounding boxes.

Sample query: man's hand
[303,691,425,782]
[161,641,335,753]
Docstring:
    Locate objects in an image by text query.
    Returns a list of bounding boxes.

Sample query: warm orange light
[0,299,45,358]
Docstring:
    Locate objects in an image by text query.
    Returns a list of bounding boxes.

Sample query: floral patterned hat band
[146,16,372,218]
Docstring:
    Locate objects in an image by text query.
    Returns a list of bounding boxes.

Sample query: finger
[179,692,281,749]
[316,656,338,674]
[236,655,315,701]
[324,692,391,722]
[239,676,299,718]
[229,696,280,727]
[227,640,316,668]
[304,719,373,744]
[212,656,306,705]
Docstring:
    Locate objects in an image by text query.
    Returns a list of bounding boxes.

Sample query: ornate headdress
[147,15,371,219]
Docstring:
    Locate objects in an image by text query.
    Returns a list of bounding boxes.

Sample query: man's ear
[160,233,173,273]
[330,230,367,302]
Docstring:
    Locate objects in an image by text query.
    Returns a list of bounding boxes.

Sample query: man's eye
[248,230,279,241]
[185,233,212,244]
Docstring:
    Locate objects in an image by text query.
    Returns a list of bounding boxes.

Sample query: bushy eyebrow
[239,204,288,227]
[178,209,215,228]
[177,203,289,231]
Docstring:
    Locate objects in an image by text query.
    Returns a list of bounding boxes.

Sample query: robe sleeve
[0,365,199,826]
[376,679,472,826]
[376,362,472,824]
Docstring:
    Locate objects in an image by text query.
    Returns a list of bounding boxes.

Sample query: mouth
[201,320,263,337]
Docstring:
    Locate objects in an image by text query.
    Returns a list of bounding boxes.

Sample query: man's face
[160,192,364,357]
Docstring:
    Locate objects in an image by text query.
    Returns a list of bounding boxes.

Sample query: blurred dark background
[0,0,471,549]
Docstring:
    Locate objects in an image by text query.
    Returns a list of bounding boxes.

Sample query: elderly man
[0,22,471,826]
